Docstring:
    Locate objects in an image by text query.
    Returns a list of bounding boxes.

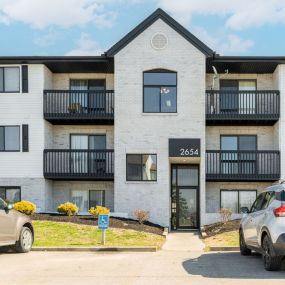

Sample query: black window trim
[0,186,21,202]
[220,79,257,90]
[69,79,106,90]
[0,125,21,152]
[69,134,107,150]
[89,189,105,208]
[220,189,257,213]
[143,69,177,113]
[126,153,157,182]
[220,134,258,151]
[0,66,21,93]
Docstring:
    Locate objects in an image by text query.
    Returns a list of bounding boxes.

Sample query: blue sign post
[98,214,109,245]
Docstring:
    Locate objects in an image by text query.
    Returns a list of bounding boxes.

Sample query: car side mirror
[240,207,249,214]
[4,204,13,212]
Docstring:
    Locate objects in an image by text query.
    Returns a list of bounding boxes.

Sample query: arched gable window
[143,69,177,113]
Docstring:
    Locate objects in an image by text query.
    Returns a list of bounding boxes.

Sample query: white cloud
[158,0,285,30]
[65,33,104,56]
[220,34,253,53]
[33,30,59,47]
[191,26,253,54]
[0,0,117,29]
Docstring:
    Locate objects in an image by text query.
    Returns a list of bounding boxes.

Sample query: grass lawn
[203,230,239,248]
[32,220,165,248]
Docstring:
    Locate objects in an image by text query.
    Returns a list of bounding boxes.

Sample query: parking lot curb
[208,246,239,251]
[32,246,157,252]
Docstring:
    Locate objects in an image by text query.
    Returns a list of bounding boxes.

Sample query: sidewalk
[162,231,205,251]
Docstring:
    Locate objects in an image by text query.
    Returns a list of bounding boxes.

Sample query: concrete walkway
[162,231,205,251]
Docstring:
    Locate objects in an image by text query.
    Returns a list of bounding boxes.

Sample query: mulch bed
[204,219,240,237]
[32,213,164,235]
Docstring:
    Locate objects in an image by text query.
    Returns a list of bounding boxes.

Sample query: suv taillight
[273,204,285,217]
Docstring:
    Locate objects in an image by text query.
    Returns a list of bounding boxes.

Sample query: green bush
[14,201,37,215]
[89,206,110,218]
[57,202,78,216]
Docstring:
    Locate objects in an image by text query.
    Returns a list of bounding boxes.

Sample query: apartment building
[0,9,284,229]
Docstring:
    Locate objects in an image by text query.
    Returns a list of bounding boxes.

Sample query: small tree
[89,206,110,218]
[57,202,78,216]
[133,210,149,224]
[14,201,37,215]
[219,208,232,223]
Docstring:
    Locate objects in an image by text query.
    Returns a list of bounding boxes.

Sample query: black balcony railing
[43,90,114,124]
[44,149,114,180]
[206,150,280,181]
[206,90,280,125]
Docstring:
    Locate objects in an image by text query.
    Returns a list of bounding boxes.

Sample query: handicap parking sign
[98,214,109,230]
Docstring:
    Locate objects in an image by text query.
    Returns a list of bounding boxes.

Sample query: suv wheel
[239,229,251,256]
[15,227,33,253]
[262,235,282,271]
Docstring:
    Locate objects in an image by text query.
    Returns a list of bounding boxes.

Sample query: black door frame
[171,164,200,230]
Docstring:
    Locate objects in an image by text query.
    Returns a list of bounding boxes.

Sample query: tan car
[0,198,34,253]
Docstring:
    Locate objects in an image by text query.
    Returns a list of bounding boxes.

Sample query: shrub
[89,206,110,218]
[57,202,78,216]
[133,210,149,224]
[219,208,232,223]
[14,201,37,215]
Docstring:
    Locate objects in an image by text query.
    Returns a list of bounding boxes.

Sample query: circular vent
[151,33,168,50]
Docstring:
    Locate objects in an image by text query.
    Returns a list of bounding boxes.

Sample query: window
[71,190,105,213]
[220,190,257,213]
[143,70,177,113]
[0,126,20,151]
[0,187,21,203]
[70,79,105,91]
[70,79,106,110]
[250,193,266,213]
[89,190,105,208]
[70,134,106,174]
[220,80,256,114]
[0,67,20,92]
[220,135,257,175]
[126,154,157,181]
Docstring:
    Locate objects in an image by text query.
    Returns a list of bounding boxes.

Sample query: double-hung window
[0,187,21,203]
[0,126,20,151]
[126,154,157,181]
[143,70,177,113]
[220,190,257,213]
[0,67,20,93]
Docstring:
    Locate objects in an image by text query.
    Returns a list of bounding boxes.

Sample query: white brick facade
[114,19,206,226]
[0,9,283,228]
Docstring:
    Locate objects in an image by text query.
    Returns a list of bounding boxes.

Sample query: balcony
[206,90,280,125]
[43,90,114,124]
[44,149,114,180]
[206,150,280,181]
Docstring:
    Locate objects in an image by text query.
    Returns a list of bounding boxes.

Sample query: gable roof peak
[106,8,214,57]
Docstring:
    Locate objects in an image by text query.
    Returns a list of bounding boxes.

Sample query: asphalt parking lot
[0,250,284,285]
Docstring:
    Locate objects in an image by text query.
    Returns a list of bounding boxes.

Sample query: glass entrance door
[171,165,199,230]
[178,188,198,228]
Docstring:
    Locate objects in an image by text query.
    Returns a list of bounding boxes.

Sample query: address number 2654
[180,148,199,156]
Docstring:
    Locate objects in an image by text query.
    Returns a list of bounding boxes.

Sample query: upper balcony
[43,90,114,124]
[206,90,280,125]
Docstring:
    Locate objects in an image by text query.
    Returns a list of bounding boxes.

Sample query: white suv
[239,184,285,271]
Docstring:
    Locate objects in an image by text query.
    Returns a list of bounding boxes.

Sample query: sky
[0,0,285,56]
